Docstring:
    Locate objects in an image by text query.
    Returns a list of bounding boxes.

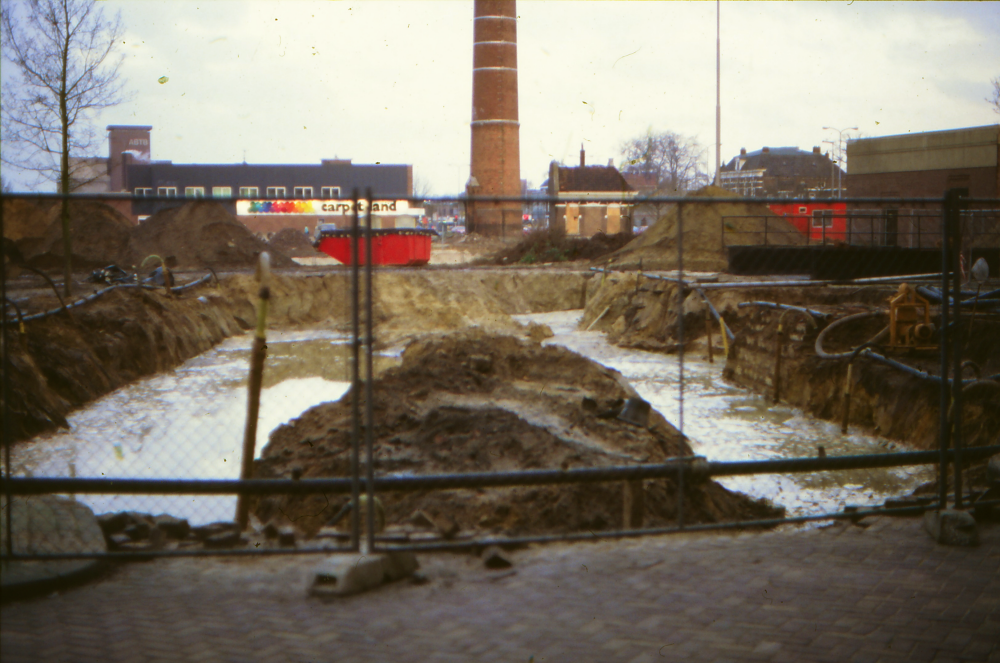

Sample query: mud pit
[582,271,1000,461]
[251,330,782,538]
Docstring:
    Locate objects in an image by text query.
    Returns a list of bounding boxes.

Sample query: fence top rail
[2,446,995,496]
[3,192,997,206]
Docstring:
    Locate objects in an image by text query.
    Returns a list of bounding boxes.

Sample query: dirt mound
[267,227,318,258]
[606,185,805,272]
[21,202,135,270]
[2,198,49,242]
[126,202,297,270]
[251,330,782,537]
[483,229,635,265]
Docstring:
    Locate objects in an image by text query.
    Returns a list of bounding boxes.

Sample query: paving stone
[1,517,997,662]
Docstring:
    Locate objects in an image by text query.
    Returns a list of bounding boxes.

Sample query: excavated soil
[482,229,635,266]
[250,330,783,538]
[126,202,297,270]
[15,202,135,271]
[3,199,298,273]
[605,185,805,272]
[267,227,318,258]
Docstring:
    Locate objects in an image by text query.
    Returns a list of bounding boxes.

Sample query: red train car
[768,202,847,243]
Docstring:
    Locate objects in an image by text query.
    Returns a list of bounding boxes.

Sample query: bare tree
[1,0,129,294]
[619,129,710,194]
[989,76,1000,115]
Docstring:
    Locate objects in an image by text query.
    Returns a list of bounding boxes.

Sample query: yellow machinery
[887,283,936,351]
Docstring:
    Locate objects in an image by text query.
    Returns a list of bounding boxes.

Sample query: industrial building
[846,125,999,198]
[94,125,414,235]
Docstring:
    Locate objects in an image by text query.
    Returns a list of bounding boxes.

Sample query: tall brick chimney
[107,125,151,192]
[468,0,521,236]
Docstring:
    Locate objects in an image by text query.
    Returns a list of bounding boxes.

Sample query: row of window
[133,186,342,199]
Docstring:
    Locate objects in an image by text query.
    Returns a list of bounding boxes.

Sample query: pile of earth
[251,330,783,538]
[13,201,134,272]
[268,227,319,258]
[482,229,635,265]
[3,199,297,272]
[604,185,805,272]
[126,202,297,270]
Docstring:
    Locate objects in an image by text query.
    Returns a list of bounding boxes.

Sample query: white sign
[236,199,411,215]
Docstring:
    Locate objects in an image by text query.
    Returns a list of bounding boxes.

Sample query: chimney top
[580,144,585,167]
[608,158,614,167]
[740,148,746,156]
[813,146,821,154]
[762,146,770,154]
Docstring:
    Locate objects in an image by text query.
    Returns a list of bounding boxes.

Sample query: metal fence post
[677,200,685,529]
[948,189,967,508]
[1,193,12,556]
[350,190,361,550]
[364,189,376,552]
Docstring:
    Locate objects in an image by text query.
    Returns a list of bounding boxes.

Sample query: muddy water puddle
[518,310,934,520]
[7,311,932,525]
[5,330,402,523]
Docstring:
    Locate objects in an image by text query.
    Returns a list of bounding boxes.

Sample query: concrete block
[923,509,979,547]
[309,551,418,597]
[987,454,1000,483]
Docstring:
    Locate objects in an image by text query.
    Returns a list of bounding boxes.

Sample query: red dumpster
[314,227,437,266]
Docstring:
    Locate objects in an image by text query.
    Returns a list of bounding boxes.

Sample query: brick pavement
[2,516,998,663]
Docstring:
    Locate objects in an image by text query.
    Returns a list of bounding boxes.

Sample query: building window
[157,187,177,197]
[185,187,205,198]
[239,187,259,198]
[293,186,313,199]
[134,187,152,197]
[812,210,833,228]
[212,186,232,199]
[321,186,341,199]
[266,186,286,199]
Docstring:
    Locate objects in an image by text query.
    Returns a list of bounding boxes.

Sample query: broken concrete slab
[308,551,419,598]
[923,509,980,547]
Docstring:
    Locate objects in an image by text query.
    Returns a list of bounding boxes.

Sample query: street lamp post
[822,126,858,199]
[822,140,836,199]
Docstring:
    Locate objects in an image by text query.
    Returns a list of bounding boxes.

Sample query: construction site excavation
[3,193,998,560]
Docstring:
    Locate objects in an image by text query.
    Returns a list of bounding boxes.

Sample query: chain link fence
[2,189,998,565]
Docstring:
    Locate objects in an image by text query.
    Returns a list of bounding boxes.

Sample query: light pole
[822,140,836,199]
[823,126,857,198]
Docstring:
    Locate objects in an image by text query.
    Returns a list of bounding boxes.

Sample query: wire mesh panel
[2,189,999,563]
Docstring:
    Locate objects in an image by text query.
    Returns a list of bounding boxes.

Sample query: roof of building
[555,165,634,193]
[721,146,841,179]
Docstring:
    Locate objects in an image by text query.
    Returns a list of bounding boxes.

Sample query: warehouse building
[101,125,415,234]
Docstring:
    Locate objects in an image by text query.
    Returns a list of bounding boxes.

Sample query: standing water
[516,310,933,519]
[6,311,932,525]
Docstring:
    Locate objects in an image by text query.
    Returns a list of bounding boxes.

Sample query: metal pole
[949,190,966,508]
[938,192,953,510]
[714,0,721,187]
[350,190,361,550]
[364,189,376,551]
[1,193,12,555]
[677,200,685,528]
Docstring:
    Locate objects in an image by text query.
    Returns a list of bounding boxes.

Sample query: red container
[314,228,436,266]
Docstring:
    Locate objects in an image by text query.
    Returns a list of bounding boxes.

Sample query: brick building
[96,125,414,234]
[720,146,840,198]
[546,148,635,236]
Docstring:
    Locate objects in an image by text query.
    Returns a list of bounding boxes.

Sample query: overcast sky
[4,0,999,194]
